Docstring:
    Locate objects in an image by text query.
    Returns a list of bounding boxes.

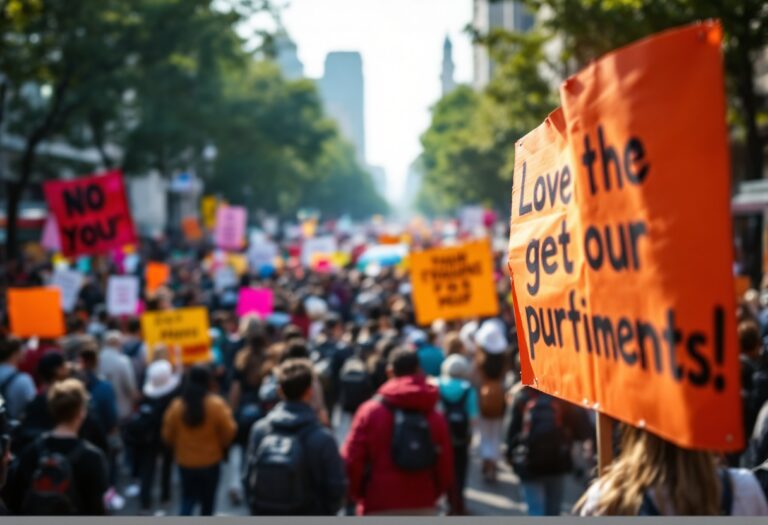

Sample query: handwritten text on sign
[508,22,740,451]
[141,307,211,364]
[43,170,137,257]
[410,240,499,326]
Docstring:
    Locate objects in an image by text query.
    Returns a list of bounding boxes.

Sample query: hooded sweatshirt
[342,374,454,515]
[245,401,346,515]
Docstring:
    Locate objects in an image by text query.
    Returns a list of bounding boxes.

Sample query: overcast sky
[276,0,474,202]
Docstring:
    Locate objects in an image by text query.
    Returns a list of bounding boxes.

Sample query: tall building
[441,36,456,95]
[319,52,366,163]
[473,0,534,89]
[367,164,387,199]
[275,31,304,80]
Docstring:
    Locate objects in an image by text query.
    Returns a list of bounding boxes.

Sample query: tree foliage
[0,0,386,256]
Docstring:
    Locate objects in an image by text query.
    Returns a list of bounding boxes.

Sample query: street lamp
[203,142,218,180]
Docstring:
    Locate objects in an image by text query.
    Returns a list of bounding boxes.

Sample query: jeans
[179,464,221,516]
[139,444,173,509]
[521,475,565,516]
[450,444,469,514]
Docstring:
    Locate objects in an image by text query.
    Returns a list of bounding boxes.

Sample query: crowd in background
[0,220,766,516]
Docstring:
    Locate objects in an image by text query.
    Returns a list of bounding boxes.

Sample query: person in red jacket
[342,347,454,515]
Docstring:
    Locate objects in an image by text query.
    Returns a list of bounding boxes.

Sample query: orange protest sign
[145,262,170,294]
[8,288,65,338]
[508,22,741,452]
[181,216,203,242]
[410,239,499,326]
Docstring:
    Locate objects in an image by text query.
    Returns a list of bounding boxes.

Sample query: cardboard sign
[508,22,741,451]
[141,307,211,363]
[7,288,65,338]
[301,236,337,267]
[181,216,203,242]
[248,241,278,270]
[107,276,140,316]
[41,216,61,251]
[50,268,83,312]
[43,170,136,257]
[410,239,499,325]
[236,288,274,318]
[201,196,218,229]
[214,205,246,251]
[145,262,170,293]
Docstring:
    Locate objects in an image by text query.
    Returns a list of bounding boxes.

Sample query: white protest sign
[107,276,140,316]
[301,236,337,266]
[50,268,83,312]
[214,265,238,292]
[460,206,485,232]
[248,241,278,270]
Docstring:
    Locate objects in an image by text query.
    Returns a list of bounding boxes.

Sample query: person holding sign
[575,426,768,516]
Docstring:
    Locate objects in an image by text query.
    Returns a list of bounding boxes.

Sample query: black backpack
[339,355,373,413]
[124,402,160,447]
[380,398,438,471]
[442,387,471,447]
[21,438,85,515]
[639,468,733,515]
[509,393,570,479]
[245,423,317,515]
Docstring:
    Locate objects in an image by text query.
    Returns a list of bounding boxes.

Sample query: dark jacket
[245,401,346,515]
[342,374,454,515]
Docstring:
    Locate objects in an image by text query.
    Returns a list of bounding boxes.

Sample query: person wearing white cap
[438,354,479,515]
[132,360,182,512]
[473,319,509,483]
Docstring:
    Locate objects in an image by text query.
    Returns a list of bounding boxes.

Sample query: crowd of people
[0,222,767,516]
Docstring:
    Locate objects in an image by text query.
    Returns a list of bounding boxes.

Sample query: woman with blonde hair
[575,425,768,516]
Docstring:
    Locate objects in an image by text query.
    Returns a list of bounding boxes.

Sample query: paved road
[117,439,588,516]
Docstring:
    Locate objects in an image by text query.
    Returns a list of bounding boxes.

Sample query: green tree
[526,0,768,182]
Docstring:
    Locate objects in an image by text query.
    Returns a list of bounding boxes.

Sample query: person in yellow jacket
[163,365,236,516]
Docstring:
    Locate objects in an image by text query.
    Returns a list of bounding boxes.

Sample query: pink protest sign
[41,216,61,251]
[214,205,246,251]
[236,288,274,318]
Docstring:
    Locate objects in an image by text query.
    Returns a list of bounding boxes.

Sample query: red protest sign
[43,170,137,257]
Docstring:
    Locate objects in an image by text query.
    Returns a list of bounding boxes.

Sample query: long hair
[574,426,721,516]
[182,366,211,427]
[235,318,269,387]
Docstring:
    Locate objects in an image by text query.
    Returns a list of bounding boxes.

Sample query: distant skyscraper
[441,36,456,96]
[275,30,304,80]
[473,0,534,89]
[319,52,366,163]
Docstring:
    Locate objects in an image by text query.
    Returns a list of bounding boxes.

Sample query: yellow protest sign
[228,253,249,276]
[410,239,499,325]
[141,307,211,363]
[201,196,218,230]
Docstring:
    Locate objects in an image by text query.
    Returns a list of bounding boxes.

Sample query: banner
[410,239,499,325]
[214,205,246,251]
[508,22,740,451]
[43,170,136,257]
[236,288,274,318]
[7,288,65,338]
[107,276,140,316]
[145,262,170,294]
[50,268,83,312]
[141,307,211,363]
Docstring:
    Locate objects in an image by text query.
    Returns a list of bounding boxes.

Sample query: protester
[128,359,180,513]
[506,386,592,516]
[162,366,237,516]
[409,329,444,377]
[438,354,478,515]
[0,337,37,421]
[98,331,139,423]
[7,379,109,515]
[243,359,346,515]
[0,397,12,515]
[342,348,454,515]
[473,319,509,483]
[575,425,768,516]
